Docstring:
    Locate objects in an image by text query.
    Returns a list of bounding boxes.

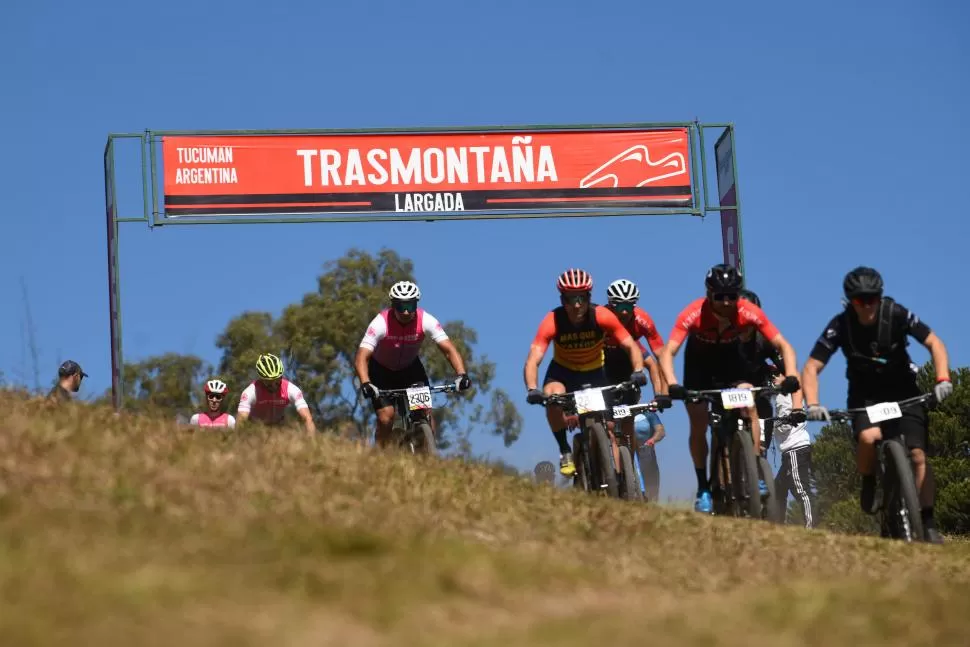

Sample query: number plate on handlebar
[612,405,632,419]
[866,401,902,424]
[721,388,754,410]
[406,386,433,411]
[574,388,607,414]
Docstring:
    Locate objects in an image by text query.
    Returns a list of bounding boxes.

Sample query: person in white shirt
[766,373,817,528]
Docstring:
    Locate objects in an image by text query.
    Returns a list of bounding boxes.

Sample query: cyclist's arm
[524,313,554,390]
[644,355,662,396]
[355,314,387,384]
[236,384,256,423]
[801,316,841,406]
[923,333,950,382]
[227,415,236,429]
[596,307,643,372]
[899,304,950,382]
[423,313,466,375]
[658,336,683,390]
[188,413,200,426]
[287,382,316,434]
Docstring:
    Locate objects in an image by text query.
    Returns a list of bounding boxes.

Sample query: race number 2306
[407,386,433,411]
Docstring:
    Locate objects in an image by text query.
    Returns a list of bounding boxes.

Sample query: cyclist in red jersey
[603,278,667,445]
[189,379,237,429]
[657,264,800,514]
[524,269,647,476]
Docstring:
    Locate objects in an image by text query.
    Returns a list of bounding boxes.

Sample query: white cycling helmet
[389,280,421,301]
[606,278,640,304]
[204,379,228,395]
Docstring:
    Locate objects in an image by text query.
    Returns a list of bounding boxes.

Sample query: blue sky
[3,0,968,501]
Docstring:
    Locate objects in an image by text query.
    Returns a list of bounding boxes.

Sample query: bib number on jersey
[721,388,754,410]
[866,401,903,424]
[612,405,632,419]
[406,386,433,411]
[574,388,608,414]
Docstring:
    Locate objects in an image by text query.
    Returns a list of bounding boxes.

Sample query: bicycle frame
[372,382,459,453]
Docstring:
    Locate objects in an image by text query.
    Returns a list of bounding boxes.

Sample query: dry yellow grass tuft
[0,394,968,646]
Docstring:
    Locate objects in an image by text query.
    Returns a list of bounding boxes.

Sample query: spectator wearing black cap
[48,360,88,403]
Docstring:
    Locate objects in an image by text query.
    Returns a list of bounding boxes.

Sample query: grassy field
[1,395,968,646]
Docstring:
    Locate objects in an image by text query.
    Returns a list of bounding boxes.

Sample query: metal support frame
[104,121,743,410]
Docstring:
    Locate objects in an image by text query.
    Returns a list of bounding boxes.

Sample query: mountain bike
[674,385,783,521]
[371,382,459,456]
[825,393,935,542]
[534,381,639,499]
[611,400,663,503]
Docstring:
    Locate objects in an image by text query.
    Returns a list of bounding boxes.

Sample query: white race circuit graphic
[579,144,687,189]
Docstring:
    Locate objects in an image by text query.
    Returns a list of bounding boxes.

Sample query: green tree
[811,361,970,536]
[216,248,523,449]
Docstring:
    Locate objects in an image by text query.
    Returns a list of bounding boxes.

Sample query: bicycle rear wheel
[883,439,924,542]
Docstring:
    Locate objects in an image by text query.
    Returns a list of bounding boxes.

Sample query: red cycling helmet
[557,268,593,293]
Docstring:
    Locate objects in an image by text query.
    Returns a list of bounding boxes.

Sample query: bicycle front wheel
[589,420,619,498]
[883,439,923,542]
[730,428,762,518]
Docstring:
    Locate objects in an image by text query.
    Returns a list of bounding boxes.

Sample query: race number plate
[866,401,902,424]
[574,388,607,414]
[721,388,754,410]
[612,405,632,419]
[406,386,433,411]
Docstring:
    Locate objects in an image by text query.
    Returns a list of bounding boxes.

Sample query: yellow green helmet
[255,353,284,379]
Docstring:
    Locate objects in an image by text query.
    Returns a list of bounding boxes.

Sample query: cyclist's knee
[910,447,926,466]
[858,427,881,445]
[543,381,565,395]
[376,407,395,426]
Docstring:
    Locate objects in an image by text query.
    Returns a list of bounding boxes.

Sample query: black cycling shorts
[851,403,928,451]
[543,360,609,393]
[368,357,430,411]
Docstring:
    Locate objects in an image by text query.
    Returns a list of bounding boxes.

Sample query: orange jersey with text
[532,305,632,371]
[669,297,780,346]
[604,306,665,355]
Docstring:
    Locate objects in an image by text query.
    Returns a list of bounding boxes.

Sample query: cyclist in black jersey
[800,267,952,543]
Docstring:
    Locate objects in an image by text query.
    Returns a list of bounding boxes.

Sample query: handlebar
[375,383,460,398]
[674,385,783,405]
[534,380,638,408]
[825,392,936,422]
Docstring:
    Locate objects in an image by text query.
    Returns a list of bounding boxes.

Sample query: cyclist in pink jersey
[189,379,237,429]
[236,353,317,434]
[355,281,471,448]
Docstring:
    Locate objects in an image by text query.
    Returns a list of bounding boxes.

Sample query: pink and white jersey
[237,378,309,425]
[189,412,236,428]
[359,308,449,370]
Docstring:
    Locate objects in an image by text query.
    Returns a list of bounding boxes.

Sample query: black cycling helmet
[739,289,760,307]
[705,263,743,293]
[843,266,883,298]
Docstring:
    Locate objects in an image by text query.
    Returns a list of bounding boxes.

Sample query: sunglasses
[393,299,418,313]
[207,393,224,400]
[711,292,739,302]
[611,302,635,314]
[851,295,880,306]
[561,293,590,306]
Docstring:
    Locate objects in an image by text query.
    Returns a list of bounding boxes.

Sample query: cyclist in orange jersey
[524,268,647,476]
